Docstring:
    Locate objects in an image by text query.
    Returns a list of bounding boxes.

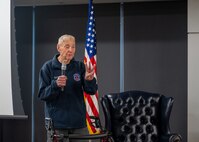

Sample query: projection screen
[0,0,13,115]
[0,0,26,118]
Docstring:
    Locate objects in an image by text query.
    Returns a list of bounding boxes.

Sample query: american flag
[84,0,100,134]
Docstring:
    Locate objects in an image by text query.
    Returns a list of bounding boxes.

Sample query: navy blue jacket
[38,54,97,129]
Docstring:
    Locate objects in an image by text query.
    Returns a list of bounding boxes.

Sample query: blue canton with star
[85,2,96,59]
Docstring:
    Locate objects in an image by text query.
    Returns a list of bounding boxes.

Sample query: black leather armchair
[100,90,182,142]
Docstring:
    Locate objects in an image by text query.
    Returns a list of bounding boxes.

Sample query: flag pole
[120,2,124,92]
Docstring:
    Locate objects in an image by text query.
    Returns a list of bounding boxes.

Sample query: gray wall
[1,1,186,142]
[188,0,199,141]
[124,2,187,141]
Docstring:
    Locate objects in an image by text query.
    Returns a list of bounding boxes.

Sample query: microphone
[61,62,67,91]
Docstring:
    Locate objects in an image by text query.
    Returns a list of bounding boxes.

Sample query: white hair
[58,34,75,45]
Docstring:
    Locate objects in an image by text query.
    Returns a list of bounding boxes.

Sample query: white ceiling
[14,0,176,6]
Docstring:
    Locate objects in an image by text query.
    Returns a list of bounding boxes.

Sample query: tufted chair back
[100,90,182,142]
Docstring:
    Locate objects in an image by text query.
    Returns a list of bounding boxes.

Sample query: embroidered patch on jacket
[73,73,80,81]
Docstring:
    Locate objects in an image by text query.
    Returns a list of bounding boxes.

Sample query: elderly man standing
[38,34,97,142]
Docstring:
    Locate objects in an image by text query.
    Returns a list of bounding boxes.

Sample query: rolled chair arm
[160,133,182,142]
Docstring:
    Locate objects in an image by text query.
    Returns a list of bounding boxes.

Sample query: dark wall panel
[15,7,32,116]
[34,5,88,142]
[124,1,187,141]
[34,4,120,142]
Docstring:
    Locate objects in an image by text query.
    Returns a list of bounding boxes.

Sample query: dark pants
[46,127,89,142]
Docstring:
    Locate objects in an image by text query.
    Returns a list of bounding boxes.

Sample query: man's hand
[56,75,67,88]
[85,62,95,81]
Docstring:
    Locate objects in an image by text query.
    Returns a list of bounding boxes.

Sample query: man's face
[58,38,76,62]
